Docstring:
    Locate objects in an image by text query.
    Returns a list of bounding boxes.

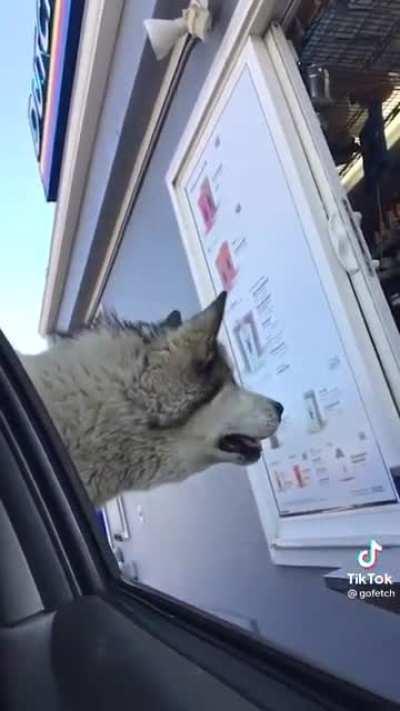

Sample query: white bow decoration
[144,1,212,61]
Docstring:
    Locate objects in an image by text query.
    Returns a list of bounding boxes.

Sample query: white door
[168,32,400,565]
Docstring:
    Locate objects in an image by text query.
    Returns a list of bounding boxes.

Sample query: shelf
[300,1,400,77]
[377,265,400,283]
[297,0,400,180]
[373,231,400,258]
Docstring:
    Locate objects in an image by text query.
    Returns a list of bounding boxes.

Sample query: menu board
[183,66,397,516]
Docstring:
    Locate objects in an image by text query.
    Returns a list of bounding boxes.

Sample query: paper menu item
[233,311,263,373]
[197,177,218,234]
[304,390,325,433]
[215,241,237,291]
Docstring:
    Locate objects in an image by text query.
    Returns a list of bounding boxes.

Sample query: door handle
[328,212,360,276]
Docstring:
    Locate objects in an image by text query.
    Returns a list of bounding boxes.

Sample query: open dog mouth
[218,434,262,463]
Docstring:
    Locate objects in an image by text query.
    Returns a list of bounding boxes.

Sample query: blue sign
[28,0,85,202]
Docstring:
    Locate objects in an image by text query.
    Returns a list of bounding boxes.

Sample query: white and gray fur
[21,293,283,506]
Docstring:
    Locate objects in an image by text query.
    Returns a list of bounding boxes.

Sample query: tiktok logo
[357,539,383,569]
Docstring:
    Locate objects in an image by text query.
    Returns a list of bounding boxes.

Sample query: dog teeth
[240,436,261,449]
[218,433,263,464]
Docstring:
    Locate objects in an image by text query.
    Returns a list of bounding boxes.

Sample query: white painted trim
[39,0,125,335]
[267,24,400,409]
[272,534,400,549]
[85,33,194,321]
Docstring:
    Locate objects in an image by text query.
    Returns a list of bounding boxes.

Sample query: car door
[0,328,395,711]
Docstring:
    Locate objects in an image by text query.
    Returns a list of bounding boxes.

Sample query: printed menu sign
[183,66,397,516]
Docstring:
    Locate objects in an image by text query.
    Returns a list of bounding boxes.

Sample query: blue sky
[0,2,54,354]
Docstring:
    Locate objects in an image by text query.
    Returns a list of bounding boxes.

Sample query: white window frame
[266,24,400,407]
[104,496,131,543]
[166,21,400,567]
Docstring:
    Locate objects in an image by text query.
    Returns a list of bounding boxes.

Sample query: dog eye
[195,351,216,375]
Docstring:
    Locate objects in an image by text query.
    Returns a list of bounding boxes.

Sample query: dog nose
[274,401,284,419]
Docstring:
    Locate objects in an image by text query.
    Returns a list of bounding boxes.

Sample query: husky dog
[21,292,283,506]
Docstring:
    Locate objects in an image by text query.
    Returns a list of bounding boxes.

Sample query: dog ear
[189,292,227,368]
[163,309,182,329]
[191,292,227,340]
[178,291,227,368]
[168,292,227,365]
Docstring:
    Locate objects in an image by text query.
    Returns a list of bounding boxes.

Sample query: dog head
[32,293,284,498]
[138,292,283,471]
